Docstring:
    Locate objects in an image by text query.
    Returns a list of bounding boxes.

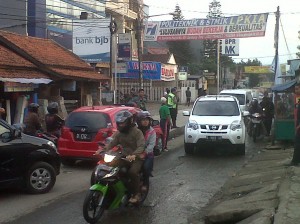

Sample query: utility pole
[137,0,143,89]
[274,6,280,79]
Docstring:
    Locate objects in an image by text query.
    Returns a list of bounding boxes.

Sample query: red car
[58,105,163,165]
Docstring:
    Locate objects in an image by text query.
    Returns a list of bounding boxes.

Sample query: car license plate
[75,133,91,141]
[207,136,221,141]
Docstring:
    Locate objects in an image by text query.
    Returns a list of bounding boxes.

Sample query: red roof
[0,45,49,79]
[0,31,109,81]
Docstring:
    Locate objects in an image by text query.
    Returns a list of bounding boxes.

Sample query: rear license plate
[206,136,222,141]
[75,133,92,141]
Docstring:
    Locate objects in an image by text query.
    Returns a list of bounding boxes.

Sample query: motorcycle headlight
[104,154,116,163]
[187,120,199,130]
[230,120,242,131]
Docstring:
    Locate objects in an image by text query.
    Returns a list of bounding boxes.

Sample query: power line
[280,17,293,60]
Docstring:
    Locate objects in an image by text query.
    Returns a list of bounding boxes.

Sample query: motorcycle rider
[248,99,265,136]
[136,111,156,192]
[24,103,42,136]
[96,110,145,204]
[259,92,274,136]
[45,102,64,137]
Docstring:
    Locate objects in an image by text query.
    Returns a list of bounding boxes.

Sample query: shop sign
[4,82,35,92]
[161,64,176,81]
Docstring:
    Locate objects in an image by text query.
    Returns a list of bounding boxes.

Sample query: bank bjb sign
[221,39,239,56]
[72,19,111,63]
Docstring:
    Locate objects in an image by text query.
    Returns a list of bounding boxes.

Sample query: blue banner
[118,61,161,80]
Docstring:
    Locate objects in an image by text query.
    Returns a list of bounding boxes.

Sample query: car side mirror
[242,111,250,117]
[183,111,190,116]
[152,120,160,126]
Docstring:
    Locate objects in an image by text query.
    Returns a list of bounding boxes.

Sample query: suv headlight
[187,120,199,130]
[47,141,57,152]
[230,120,242,131]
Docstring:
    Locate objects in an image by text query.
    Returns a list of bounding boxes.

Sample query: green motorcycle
[83,150,149,224]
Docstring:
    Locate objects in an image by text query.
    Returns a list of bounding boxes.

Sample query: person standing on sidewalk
[129,89,147,111]
[185,87,191,107]
[260,92,274,136]
[159,97,171,151]
[167,88,178,128]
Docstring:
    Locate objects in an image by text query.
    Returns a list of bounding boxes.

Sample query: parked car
[183,95,246,155]
[58,105,163,165]
[0,119,60,194]
[219,89,253,113]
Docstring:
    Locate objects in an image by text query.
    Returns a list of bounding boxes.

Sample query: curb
[168,126,185,140]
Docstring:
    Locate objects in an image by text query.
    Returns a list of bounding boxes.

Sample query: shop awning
[271,79,297,92]
[0,77,52,84]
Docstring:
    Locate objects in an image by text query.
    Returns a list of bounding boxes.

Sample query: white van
[219,89,253,113]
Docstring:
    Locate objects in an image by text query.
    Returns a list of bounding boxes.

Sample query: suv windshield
[220,93,245,105]
[65,112,111,131]
[192,101,240,116]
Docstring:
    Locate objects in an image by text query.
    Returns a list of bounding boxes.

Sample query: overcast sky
[144,0,300,65]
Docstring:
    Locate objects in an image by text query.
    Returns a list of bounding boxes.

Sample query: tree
[236,59,262,88]
[167,4,193,66]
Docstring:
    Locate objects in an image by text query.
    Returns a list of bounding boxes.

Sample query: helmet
[136,111,152,131]
[251,98,258,107]
[28,103,39,113]
[115,111,134,133]
[47,102,59,114]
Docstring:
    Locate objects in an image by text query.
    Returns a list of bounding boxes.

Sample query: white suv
[183,95,246,155]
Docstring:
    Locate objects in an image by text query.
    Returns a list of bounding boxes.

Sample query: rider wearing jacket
[136,111,156,192]
[98,110,145,203]
[45,102,64,137]
[24,103,42,136]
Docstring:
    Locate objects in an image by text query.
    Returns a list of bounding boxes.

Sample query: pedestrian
[185,87,191,107]
[291,100,300,166]
[128,88,147,111]
[159,97,171,151]
[167,88,178,128]
[259,91,274,136]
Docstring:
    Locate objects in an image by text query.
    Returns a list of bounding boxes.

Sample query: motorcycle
[83,143,149,224]
[249,111,264,142]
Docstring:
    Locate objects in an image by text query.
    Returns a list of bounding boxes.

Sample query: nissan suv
[183,95,246,155]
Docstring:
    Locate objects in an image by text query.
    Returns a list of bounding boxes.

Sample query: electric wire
[279,17,293,60]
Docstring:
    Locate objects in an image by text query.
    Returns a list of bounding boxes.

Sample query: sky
[144,0,300,66]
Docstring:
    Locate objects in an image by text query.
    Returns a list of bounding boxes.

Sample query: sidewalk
[202,145,300,224]
[146,102,191,139]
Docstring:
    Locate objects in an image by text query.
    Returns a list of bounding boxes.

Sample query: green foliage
[236,59,262,88]
[297,31,300,58]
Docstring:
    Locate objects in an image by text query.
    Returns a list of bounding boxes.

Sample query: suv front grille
[200,125,228,130]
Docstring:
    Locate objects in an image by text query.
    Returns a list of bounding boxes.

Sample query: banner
[72,19,111,62]
[118,33,131,59]
[144,13,268,41]
[119,61,162,80]
[161,64,176,81]
[245,65,286,74]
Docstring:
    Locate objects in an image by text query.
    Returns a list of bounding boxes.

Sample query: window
[192,101,240,116]
[65,112,111,132]
[220,93,245,105]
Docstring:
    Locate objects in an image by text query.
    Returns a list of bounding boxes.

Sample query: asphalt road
[1,135,264,224]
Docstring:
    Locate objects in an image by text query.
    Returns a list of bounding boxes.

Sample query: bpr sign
[221,39,239,56]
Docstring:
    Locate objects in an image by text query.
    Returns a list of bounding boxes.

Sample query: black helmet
[136,111,152,130]
[251,98,258,107]
[47,102,59,114]
[28,103,39,113]
[116,111,134,133]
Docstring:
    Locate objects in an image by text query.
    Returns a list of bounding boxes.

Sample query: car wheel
[236,144,245,155]
[61,158,76,166]
[154,137,163,156]
[184,143,194,155]
[26,162,56,194]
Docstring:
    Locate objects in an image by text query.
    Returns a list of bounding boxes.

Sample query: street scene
[1,0,300,224]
